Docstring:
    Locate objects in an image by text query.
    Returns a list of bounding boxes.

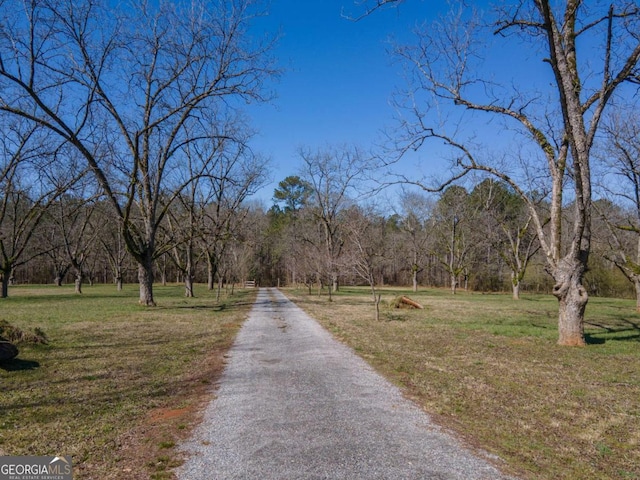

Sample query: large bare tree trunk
[512,269,522,300]
[74,272,83,295]
[512,276,520,301]
[138,262,156,306]
[552,257,587,346]
[185,274,194,298]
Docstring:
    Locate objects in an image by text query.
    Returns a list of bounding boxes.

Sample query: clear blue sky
[245,0,561,205]
[246,0,446,203]
[243,1,638,208]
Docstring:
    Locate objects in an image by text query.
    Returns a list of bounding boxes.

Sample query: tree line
[4,142,640,306]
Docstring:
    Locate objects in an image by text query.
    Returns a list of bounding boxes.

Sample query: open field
[283,287,640,480]
[0,284,255,479]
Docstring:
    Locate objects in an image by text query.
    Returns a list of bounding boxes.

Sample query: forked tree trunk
[552,257,587,346]
[116,275,123,291]
[138,262,156,306]
[74,272,83,294]
[450,273,457,295]
[512,272,521,300]
[374,293,381,321]
[412,269,418,292]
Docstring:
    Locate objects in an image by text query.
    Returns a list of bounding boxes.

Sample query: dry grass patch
[0,284,255,479]
[284,287,640,480]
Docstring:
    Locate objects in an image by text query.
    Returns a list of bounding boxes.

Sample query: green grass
[284,286,640,480]
[0,284,255,479]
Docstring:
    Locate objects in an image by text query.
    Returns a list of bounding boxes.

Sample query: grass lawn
[284,286,640,480]
[0,284,255,479]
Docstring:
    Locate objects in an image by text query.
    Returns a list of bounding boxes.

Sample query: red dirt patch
[148,407,192,424]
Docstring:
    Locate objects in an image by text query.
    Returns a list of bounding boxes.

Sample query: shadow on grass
[164,300,256,312]
[0,358,40,371]
[584,334,607,345]
[585,318,640,343]
[169,304,227,311]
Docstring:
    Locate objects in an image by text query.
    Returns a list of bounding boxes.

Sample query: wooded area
[2,170,639,303]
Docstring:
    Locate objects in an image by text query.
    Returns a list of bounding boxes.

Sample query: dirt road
[177,288,515,479]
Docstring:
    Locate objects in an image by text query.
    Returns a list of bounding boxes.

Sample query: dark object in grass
[0,320,48,344]
[0,340,18,361]
[391,296,424,309]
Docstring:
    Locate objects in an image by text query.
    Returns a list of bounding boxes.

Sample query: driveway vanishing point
[177,288,516,480]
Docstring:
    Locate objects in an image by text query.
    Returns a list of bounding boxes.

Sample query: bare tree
[0,119,81,297]
[0,0,275,305]
[470,179,541,299]
[299,145,370,299]
[167,118,267,298]
[94,201,129,291]
[364,0,640,345]
[343,204,387,319]
[596,111,640,310]
[197,136,269,298]
[46,192,100,294]
[398,191,433,292]
[268,176,314,287]
[431,186,476,294]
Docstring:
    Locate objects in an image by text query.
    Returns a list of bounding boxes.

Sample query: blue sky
[245,0,589,206]
[246,0,445,203]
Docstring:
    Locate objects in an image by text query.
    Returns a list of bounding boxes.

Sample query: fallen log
[392,295,424,309]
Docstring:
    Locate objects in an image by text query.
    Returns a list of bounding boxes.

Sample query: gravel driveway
[177,288,515,480]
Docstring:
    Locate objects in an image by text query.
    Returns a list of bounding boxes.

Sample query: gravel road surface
[177,288,515,479]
